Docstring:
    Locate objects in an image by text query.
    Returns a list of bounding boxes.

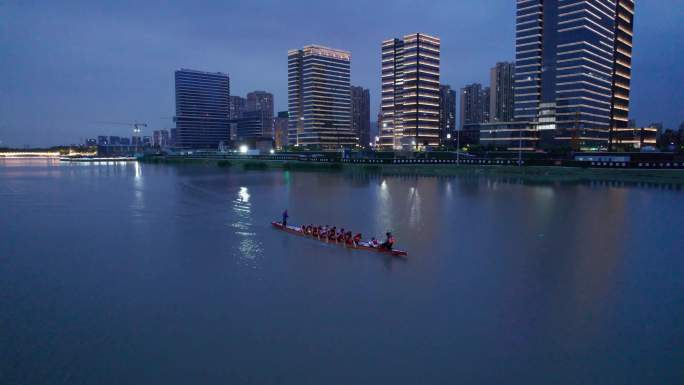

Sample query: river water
[1,158,683,384]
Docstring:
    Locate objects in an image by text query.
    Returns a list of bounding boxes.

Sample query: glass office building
[287,45,357,149]
[174,69,230,149]
[515,0,635,149]
[380,33,441,150]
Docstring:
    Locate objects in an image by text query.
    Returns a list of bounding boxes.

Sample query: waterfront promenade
[142,152,684,184]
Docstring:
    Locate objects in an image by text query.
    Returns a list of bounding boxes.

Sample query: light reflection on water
[231,186,263,267]
[407,186,421,227]
[132,162,145,219]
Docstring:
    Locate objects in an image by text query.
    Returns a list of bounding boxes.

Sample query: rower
[380,232,395,251]
[369,237,379,248]
[353,233,362,246]
[282,209,289,227]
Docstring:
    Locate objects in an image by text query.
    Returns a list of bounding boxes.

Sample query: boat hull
[271,222,408,257]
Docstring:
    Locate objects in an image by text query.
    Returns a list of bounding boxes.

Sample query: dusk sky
[2,0,683,147]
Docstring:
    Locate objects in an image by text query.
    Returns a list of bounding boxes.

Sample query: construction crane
[94,121,148,136]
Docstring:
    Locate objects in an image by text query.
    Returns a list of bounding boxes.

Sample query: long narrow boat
[271,222,408,257]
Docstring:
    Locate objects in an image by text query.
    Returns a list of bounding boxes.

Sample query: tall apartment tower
[174,69,230,148]
[351,86,371,147]
[490,62,515,122]
[380,33,441,150]
[481,87,491,123]
[246,91,274,138]
[287,45,357,148]
[515,0,635,148]
[439,85,456,140]
[229,96,245,120]
[459,83,489,129]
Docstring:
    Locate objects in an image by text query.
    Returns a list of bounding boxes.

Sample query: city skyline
[2,1,684,147]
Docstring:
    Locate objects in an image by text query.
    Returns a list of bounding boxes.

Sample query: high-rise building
[274,111,289,150]
[439,85,456,140]
[610,0,635,130]
[169,129,178,147]
[174,69,230,149]
[246,91,274,139]
[515,1,635,149]
[380,33,441,150]
[153,129,170,147]
[351,86,371,147]
[489,62,515,122]
[288,45,356,149]
[229,96,245,120]
[482,87,491,123]
[460,83,489,129]
[235,110,266,140]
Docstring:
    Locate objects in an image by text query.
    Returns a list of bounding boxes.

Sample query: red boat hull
[271,222,408,257]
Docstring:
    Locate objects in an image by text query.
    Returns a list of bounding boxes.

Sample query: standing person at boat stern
[282,209,289,227]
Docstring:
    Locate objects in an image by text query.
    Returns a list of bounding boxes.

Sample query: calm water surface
[1,158,683,384]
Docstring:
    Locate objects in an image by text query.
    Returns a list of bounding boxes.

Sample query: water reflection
[131,162,145,219]
[231,186,263,267]
[407,186,421,227]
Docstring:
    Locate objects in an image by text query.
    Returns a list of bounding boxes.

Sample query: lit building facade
[610,125,657,150]
[287,45,356,149]
[515,0,635,150]
[174,69,230,149]
[610,0,635,130]
[380,33,441,150]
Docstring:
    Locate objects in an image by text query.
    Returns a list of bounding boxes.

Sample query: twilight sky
[1,0,683,147]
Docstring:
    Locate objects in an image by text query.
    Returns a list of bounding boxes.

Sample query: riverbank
[140,156,684,185]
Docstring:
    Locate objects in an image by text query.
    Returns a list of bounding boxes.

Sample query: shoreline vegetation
[140,155,684,185]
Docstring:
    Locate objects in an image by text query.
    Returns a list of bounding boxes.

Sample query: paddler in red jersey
[353,233,362,246]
